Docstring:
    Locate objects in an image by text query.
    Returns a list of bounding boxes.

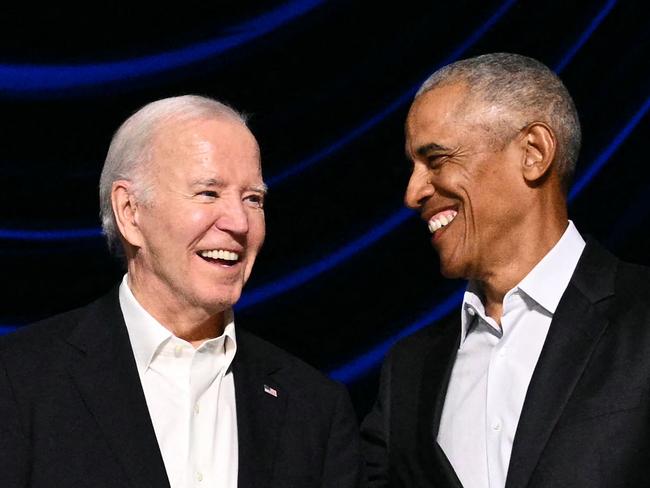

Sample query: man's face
[404,83,526,280]
[130,116,266,315]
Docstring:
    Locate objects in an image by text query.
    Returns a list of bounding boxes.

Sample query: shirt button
[498,348,507,358]
[493,420,501,431]
[174,345,183,357]
[467,308,476,316]
[196,472,203,482]
[194,403,200,414]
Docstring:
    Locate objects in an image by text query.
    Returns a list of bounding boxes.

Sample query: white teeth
[199,250,240,261]
[427,210,457,234]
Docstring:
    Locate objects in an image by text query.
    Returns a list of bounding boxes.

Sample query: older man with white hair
[0,95,362,488]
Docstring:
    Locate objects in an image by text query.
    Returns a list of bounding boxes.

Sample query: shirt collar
[460,221,585,342]
[516,220,585,314]
[118,274,237,376]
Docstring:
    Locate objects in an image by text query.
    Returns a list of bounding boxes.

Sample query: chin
[196,287,242,313]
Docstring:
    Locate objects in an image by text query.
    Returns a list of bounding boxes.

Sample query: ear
[520,122,557,184]
[111,180,145,249]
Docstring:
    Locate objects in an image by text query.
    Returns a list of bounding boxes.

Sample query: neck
[476,212,568,324]
[126,271,226,348]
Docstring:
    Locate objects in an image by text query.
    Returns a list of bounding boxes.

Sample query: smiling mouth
[197,249,242,267]
[427,209,458,234]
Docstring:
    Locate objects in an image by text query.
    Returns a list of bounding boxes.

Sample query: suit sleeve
[320,383,363,488]
[0,349,30,487]
[360,354,392,487]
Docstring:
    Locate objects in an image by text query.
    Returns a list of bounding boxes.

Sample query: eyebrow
[190,177,268,194]
[415,142,452,157]
[250,182,268,194]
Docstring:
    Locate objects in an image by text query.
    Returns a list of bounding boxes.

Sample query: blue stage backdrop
[0,0,648,416]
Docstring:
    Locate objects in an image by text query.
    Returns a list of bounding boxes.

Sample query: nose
[215,197,249,236]
[404,164,435,210]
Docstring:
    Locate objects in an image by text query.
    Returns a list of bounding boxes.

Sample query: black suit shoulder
[613,259,650,306]
[232,330,363,488]
[0,295,124,488]
[576,244,650,337]
[386,313,458,367]
[0,308,81,391]
[1,307,80,348]
[0,293,116,388]
[236,328,350,399]
[0,289,116,350]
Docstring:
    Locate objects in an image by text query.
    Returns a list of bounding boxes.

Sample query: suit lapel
[506,241,616,488]
[65,290,170,488]
[234,331,288,488]
[417,316,464,488]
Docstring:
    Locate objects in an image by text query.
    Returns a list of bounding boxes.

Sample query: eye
[197,190,219,199]
[244,193,265,209]
[427,155,447,171]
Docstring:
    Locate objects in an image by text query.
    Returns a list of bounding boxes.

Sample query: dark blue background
[1,0,648,416]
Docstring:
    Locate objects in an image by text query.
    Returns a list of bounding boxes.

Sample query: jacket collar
[232,330,288,488]
[64,288,170,488]
[505,239,617,488]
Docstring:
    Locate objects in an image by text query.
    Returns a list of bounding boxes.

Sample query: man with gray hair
[361,53,650,487]
[0,95,362,488]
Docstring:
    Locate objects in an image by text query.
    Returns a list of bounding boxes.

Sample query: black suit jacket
[0,288,362,488]
[361,240,650,488]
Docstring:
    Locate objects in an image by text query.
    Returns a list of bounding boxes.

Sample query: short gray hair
[416,53,581,191]
[99,95,248,256]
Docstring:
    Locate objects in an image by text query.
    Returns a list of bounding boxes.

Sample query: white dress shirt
[437,221,585,488]
[119,276,238,488]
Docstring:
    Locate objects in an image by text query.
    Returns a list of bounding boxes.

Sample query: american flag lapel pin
[264,384,278,397]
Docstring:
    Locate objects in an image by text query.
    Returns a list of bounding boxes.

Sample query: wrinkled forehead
[154,114,256,144]
[135,117,263,196]
[405,84,471,146]
[150,115,260,163]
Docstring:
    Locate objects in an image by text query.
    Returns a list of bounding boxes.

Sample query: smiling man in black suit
[361,53,650,487]
[0,95,361,488]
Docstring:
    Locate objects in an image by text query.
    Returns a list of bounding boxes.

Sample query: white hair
[98,95,248,256]
[416,53,581,192]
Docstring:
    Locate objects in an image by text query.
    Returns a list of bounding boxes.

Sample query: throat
[484,302,503,325]
[474,281,505,324]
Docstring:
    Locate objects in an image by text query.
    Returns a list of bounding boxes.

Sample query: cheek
[189,207,211,225]
[438,167,470,198]
[249,217,266,251]
[182,208,219,240]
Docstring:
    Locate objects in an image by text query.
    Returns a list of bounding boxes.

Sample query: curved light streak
[0,0,642,384]
[328,287,466,383]
[236,208,414,309]
[2,96,648,368]
[239,0,617,310]
[0,0,623,307]
[271,0,620,187]
[569,94,650,201]
[553,0,617,73]
[0,0,323,95]
[0,325,18,336]
[0,0,518,242]
[0,227,103,241]
[267,0,519,187]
